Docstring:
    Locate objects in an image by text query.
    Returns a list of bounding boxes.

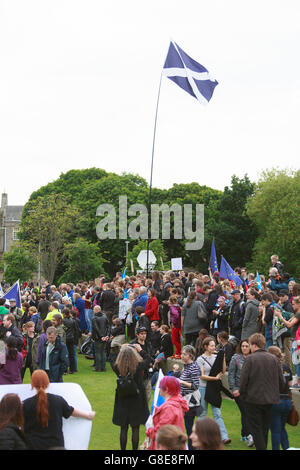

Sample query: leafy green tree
[246,168,300,278]
[126,239,170,274]
[57,238,108,284]
[1,242,38,284]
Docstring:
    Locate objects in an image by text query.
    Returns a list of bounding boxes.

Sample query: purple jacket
[0,352,23,385]
[169,304,181,329]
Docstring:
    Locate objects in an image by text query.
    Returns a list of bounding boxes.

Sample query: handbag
[287,393,299,426]
[197,301,207,321]
[183,388,201,408]
[117,373,139,398]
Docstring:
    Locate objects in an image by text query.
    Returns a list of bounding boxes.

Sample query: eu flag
[2,280,22,308]
[210,240,218,273]
[219,256,243,287]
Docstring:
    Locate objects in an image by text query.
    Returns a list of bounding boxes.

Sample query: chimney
[1,192,7,209]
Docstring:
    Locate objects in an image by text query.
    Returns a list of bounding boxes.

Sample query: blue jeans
[270,398,293,450]
[73,344,78,372]
[85,309,93,333]
[291,340,300,378]
[94,341,106,371]
[199,386,229,440]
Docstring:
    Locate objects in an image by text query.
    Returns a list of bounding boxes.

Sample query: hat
[231,289,241,295]
[9,298,16,302]
[136,326,147,334]
[279,289,289,296]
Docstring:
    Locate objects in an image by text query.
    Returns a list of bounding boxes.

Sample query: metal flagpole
[146,71,163,277]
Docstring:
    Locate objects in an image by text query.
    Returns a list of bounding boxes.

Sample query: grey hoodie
[241,299,260,340]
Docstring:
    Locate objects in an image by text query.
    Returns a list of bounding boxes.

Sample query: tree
[19,194,81,283]
[1,242,38,284]
[57,238,108,284]
[126,239,170,274]
[246,168,300,279]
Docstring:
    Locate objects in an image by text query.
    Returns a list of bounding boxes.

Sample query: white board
[0,382,92,450]
[171,257,183,271]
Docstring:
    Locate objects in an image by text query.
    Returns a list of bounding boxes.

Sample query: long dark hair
[0,393,24,431]
[186,290,197,308]
[5,336,18,360]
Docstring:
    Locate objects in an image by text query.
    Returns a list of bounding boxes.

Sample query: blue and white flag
[210,240,218,273]
[2,280,22,308]
[163,41,218,104]
[145,369,165,430]
[256,272,263,291]
[121,267,127,280]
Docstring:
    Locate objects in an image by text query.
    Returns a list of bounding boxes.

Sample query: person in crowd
[0,393,28,449]
[211,296,230,337]
[0,298,9,322]
[146,376,189,450]
[22,369,95,449]
[195,329,209,358]
[91,305,110,372]
[177,345,201,449]
[216,331,235,368]
[8,298,23,329]
[0,336,23,385]
[274,296,300,388]
[155,424,188,451]
[182,291,206,347]
[229,290,245,341]
[135,306,151,335]
[21,321,39,380]
[112,344,150,451]
[51,313,66,344]
[36,320,53,367]
[144,288,159,323]
[73,293,88,332]
[228,339,253,446]
[149,321,161,356]
[99,283,116,326]
[39,326,69,382]
[197,336,231,445]
[267,345,293,450]
[241,288,260,340]
[261,292,279,349]
[108,316,126,364]
[2,314,24,352]
[130,326,152,401]
[45,302,62,322]
[37,294,51,321]
[189,417,224,450]
[168,295,182,358]
[239,333,286,450]
[62,308,76,374]
[153,325,173,374]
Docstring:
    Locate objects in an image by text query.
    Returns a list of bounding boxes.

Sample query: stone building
[0,192,24,255]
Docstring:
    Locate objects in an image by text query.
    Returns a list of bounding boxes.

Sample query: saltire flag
[121,268,127,280]
[145,369,165,430]
[2,280,22,308]
[210,240,218,273]
[256,272,263,291]
[163,41,218,104]
[219,256,243,287]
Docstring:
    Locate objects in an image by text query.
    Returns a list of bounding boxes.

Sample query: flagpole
[146,71,163,277]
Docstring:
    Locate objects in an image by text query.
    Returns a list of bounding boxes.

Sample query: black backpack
[117,373,139,398]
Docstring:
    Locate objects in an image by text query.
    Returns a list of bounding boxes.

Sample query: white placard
[0,382,92,450]
[171,257,183,271]
[119,298,131,319]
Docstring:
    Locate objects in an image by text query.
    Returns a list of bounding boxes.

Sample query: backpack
[117,373,139,398]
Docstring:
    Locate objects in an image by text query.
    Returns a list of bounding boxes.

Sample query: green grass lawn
[23,353,299,450]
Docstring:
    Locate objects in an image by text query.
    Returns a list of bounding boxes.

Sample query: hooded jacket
[146,394,189,449]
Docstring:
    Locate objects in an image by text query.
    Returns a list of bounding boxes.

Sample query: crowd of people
[0,251,299,450]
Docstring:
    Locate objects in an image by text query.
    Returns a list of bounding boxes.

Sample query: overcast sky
[1,0,300,206]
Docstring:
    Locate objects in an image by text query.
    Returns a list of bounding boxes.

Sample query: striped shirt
[180,361,201,396]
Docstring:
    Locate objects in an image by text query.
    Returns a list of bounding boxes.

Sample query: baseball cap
[136,327,147,334]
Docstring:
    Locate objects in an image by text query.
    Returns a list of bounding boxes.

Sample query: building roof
[5,205,23,221]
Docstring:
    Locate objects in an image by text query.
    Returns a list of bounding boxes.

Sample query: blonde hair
[155,425,187,450]
[115,345,142,377]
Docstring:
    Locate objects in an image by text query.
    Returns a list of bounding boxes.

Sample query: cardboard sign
[171,257,183,271]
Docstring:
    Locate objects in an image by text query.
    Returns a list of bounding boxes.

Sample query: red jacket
[145,296,159,322]
[146,394,189,450]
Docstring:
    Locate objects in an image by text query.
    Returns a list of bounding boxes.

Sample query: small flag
[163,41,218,104]
[2,280,22,308]
[256,272,263,291]
[219,256,243,287]
[210,240,218,273]
[145,369,165,430]
[121,268,127,280]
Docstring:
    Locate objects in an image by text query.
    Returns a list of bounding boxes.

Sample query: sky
[0,0,300,206]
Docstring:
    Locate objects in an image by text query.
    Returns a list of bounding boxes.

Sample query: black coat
[112,354,150,427]
[204,350,233,408]
[159,333,173,359]
[0,423,28,450]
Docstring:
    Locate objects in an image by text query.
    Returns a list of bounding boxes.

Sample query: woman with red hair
[146,376,189,450]
[22,370,95,449]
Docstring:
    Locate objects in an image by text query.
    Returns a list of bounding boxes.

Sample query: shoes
[222,439,231,445]
[240,437,247,442]
[85,355,95,360]
[246,435,254,447]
